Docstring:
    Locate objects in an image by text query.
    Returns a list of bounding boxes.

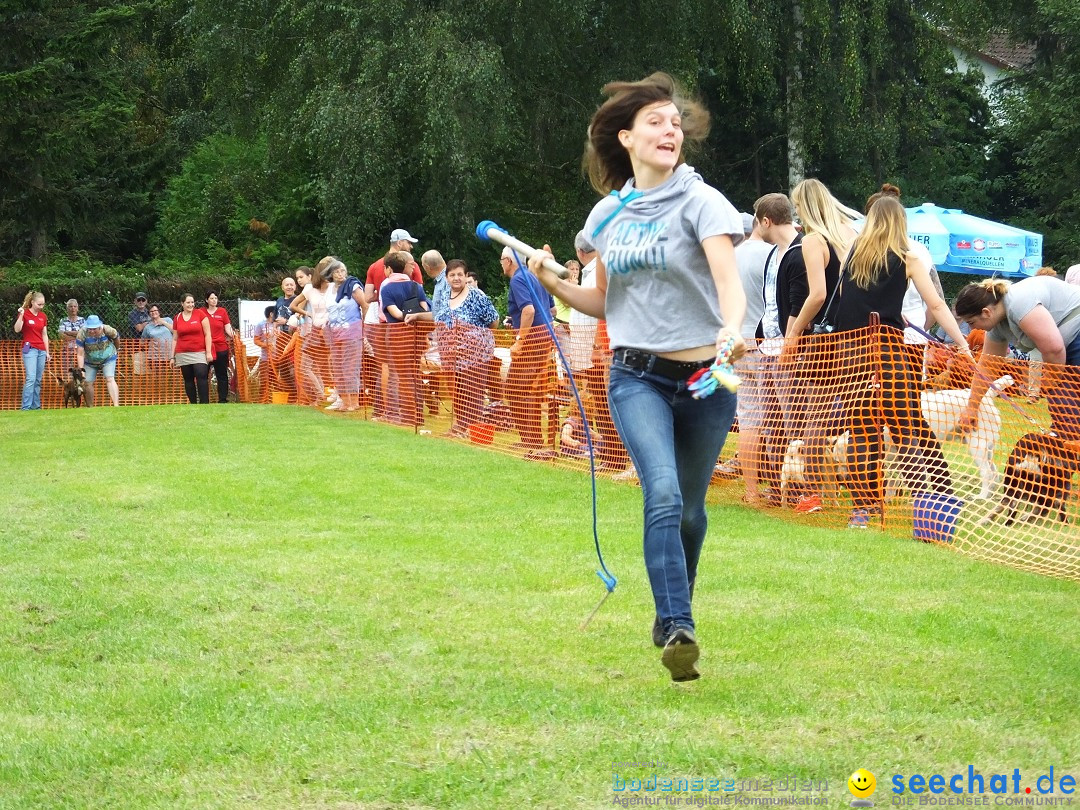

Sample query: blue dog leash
[476,221,617,627]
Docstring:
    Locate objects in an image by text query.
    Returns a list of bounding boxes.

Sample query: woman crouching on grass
[955,276,1080,442]
[528,72,746,682]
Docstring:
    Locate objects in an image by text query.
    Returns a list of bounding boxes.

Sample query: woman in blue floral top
[437,261,499,435]
[325,256,368,412]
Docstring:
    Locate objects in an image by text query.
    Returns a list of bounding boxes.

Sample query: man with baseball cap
[364,229,425,316]
[127,292,151,374]
[128,292,150,337]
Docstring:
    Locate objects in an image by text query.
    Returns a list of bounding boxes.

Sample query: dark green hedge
[0,254,287,333]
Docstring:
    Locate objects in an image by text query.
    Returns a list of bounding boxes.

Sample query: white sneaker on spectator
[325,401,344,411]
[612,465,638,482]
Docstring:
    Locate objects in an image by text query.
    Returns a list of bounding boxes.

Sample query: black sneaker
[652,581,695,648]
[661,626,700,682]
[651,615,665,648]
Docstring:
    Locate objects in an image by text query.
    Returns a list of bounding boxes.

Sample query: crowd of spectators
[11,226,1080,503]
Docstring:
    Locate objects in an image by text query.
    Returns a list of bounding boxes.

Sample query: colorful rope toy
[687,336,741,398]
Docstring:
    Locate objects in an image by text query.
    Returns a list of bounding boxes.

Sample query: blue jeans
[1048,330,1080,441]
[607,359,737,633]
[21,346,47,410]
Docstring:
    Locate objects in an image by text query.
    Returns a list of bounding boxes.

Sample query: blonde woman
[324,256,368,411]
[772,179,859,512]
[834,196,972,527]
[785,178,859,353]
[15,291,50,409]
[955,276,1080,441]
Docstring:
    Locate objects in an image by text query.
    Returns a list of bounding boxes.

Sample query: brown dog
[980,432,1079,526]
[63,367,86,408]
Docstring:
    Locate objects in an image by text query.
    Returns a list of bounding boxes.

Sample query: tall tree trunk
[869,60,882,183]
[30,166,46,260]
[787,0,806,189]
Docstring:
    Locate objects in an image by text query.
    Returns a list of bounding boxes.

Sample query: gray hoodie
[583,164,743,353]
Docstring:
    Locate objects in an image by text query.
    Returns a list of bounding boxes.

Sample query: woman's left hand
[716,328,746,364]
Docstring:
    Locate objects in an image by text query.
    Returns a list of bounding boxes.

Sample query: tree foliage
[152,132,320,273]
[0,0,163,261]
[991,0,1080,264]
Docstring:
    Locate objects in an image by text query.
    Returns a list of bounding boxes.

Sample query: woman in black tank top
[834,197,973,527]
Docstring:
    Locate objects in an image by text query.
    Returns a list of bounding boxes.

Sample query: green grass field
[0,406,1077,809]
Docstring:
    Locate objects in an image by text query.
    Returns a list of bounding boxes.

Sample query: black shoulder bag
[399,282,426,316]
[811,275,844,335]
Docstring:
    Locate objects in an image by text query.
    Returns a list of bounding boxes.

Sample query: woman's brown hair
[864,183,902,214]
[846,196,910,289]
[954,279,1012,318]
[314,255,343,284]
[583,72,709,195]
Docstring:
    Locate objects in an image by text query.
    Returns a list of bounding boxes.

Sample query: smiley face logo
[848,769,876,799]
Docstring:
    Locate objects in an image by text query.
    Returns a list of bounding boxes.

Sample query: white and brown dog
[886,375,1012,500]
[780,431,850,508]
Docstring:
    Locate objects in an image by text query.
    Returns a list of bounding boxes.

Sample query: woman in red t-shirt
[201,291,235,403]
[170,293,213,403]
[15,290,50,410]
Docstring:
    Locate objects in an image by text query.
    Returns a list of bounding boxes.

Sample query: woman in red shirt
[170,293,213,403]
[201,291,235,403]
[15,290,50,410]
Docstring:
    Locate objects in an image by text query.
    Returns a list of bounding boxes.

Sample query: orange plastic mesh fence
[4,322,1078,581]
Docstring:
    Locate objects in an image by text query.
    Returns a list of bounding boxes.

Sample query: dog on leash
[779,431,850,507]
[62,367,87,408]
[885,375,1012,500]
[979,432,1080,526]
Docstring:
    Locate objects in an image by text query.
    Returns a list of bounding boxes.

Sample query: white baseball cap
[390,228,418,244]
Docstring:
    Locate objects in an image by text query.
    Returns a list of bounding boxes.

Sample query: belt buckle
[622,348,645,370]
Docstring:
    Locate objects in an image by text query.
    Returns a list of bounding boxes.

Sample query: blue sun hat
[84,315,104,330]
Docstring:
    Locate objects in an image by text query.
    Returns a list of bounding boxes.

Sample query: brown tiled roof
[978,34,1036,69]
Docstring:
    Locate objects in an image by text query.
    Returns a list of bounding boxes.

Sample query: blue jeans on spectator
[607,359,737,634]
[21,346,47,410]
[1048,331,1080,441]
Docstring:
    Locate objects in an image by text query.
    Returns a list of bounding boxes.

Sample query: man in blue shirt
[421,250,450,322]
[501,246,556,459]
